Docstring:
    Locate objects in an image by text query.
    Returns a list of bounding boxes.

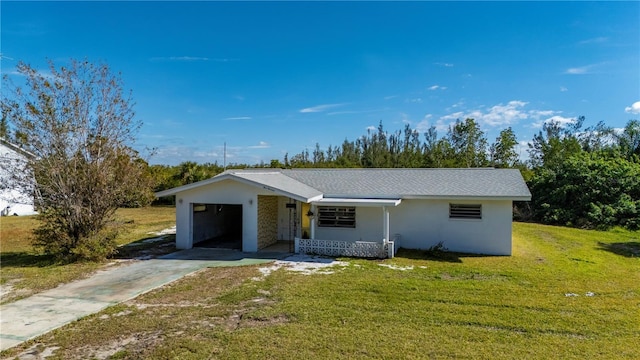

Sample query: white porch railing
[295,238,394,259]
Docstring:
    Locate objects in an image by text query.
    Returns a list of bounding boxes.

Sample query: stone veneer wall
[257,195,279,250]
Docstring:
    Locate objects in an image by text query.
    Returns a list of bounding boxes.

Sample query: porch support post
[382,206,390,242]
[310,204,316,240]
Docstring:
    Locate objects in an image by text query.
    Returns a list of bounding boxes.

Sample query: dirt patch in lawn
[4,265,286,359]
[0,279,31,304]
[114,227,177,260]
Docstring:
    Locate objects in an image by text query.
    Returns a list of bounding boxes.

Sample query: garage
[191,203,243,250]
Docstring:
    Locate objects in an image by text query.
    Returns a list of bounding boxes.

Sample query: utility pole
[223,142,227,170]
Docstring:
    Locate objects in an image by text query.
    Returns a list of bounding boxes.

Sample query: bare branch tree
[1,59,153,261]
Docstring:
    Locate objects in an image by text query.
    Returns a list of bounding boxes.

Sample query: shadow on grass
[0,252,59,268]
[395,248,503,263]
[396,248,458,263]
[597,241,640,258]
[1,235,178,266]
[113,234,177,260]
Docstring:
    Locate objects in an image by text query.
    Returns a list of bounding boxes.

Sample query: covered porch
[294,198,401,258]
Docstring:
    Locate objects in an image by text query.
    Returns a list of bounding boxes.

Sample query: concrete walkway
[0,248,289,351]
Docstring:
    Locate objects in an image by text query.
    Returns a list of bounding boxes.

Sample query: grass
[0,206,176,304]
[2,222,639,359]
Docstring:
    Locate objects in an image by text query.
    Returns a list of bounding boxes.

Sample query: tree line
[152,117,640,231]
[280,120,519,169]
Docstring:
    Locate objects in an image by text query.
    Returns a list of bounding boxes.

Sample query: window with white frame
[317,206,356,228]
[449,204,482,220]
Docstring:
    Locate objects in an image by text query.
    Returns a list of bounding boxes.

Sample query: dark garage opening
[192,203,242,250]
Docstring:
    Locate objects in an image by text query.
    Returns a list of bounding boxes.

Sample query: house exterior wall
[309,199,512,255]
[0,143,36,216]
[174,179,279,251]
[171,179,514,255]
[388,199,513,255]
[257,195,278,249]
[314,206,384,242]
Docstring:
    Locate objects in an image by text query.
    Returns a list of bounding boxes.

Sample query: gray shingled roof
[156,168,531,201]
[282,168,531,199]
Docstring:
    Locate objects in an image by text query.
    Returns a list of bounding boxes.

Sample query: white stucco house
[0,138,37,216]
[155,168,531,258]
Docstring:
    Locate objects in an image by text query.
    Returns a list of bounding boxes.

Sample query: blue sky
[2,1,639,165]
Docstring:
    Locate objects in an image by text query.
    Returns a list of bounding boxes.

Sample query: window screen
[317,207,356,228]
[449,204,482,219]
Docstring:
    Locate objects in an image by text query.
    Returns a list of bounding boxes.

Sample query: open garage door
[192,203,242,250]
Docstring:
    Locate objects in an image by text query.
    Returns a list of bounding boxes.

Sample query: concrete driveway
[0,248,289,351]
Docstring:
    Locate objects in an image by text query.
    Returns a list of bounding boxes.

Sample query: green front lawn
[0,206,176,304]
[3,222,638,359]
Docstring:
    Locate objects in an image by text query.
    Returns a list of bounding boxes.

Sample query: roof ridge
[284,167,503,171]
[227,169,283,174]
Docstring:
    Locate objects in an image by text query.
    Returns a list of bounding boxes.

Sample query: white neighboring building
[0,138,37,216]
[156,168,531,258]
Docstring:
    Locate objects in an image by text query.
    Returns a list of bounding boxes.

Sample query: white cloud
[545,115,576,127]
[384,95,399,100]
[300,103,347,113]
[445,100,465,112]
[530,113,574,129]
[439,101,529,127]
[149,141,274,166]
[480,101,529,126]
[434,119,456,132]
[437,101,570,130]
[578,37,608,45]
[405,98,423,103]
[565,67,587,75]
[560,86,568,92]
[565,63,599,75]
[415,114,434,133]
[328,109,384,116]
[224,116,252,120]
[625,101,640,114]
[400,112,412,124]
[249,141,270,149]
[613,127,625,135]
[193,150,220,158]
[517,140,532,161]
[150,56,210,62]
[434,62,454,67]
[428,85,447,91]
[528,110,557,126]
[140,134,173,140]
[529,110,555,118]
[439,111,466,123]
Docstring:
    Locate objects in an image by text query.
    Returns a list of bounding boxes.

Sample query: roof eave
[403,195,532,201]
[154,173,233,198]
[230,176,322,202]
[311,197,402,207]
[154,172,323,203]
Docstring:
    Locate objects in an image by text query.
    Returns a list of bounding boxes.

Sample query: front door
[278,198,298,240]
